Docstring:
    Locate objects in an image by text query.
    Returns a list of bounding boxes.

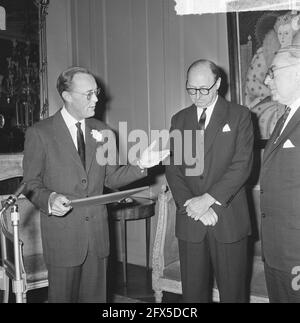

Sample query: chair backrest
[0,155,44,258]
[0,194,44,257]
[152,187,179,272]
[0,154,23,182]
[163,190,179,267]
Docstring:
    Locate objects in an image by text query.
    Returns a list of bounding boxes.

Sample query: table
[108,197,156,284]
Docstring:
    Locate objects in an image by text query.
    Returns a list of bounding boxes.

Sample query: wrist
[205,193,216,206]
[136,159,146,172]
[48,192,57,215]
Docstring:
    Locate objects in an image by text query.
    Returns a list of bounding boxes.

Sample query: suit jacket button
[82,179,87,184]
[260,189,263,194]
[261,213,266,218]
[200,175,204,180]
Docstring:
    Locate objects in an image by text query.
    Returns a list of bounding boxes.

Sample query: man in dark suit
[165,59,254,302]
[261,45,300,302]
[22,66,169,303]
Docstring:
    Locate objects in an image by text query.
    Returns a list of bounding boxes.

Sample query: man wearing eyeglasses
[22,66,169,303]
[165,59,254,302]
[260,45,300,303]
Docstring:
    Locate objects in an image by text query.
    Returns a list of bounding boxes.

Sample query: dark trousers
[178,229,248,303]
[47,250,107,303]
[264,262,300,303]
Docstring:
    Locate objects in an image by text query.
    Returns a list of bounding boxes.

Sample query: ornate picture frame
[227,10,300,143]
[38,0,50,120]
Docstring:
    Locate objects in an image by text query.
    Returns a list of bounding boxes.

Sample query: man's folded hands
[188,207,218,226]
[184,193,218,226]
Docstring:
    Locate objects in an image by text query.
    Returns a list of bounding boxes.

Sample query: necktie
[199,108,207,130]
[273,106,291,144]
[197,108,206,176]
[76,122,85,168]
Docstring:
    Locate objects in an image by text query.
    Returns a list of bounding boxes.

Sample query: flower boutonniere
[91,129,104,142]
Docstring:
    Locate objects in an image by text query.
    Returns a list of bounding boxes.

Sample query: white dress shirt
[48,107,85,213]
[61,106,86,148]
[196,95,218,128]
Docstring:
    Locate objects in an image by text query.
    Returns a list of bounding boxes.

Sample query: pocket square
[283,139,295,148]
[222,124,231,132]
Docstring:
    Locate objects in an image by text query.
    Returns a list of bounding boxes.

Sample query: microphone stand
[0,183,26,303]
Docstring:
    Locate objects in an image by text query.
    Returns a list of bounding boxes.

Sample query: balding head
[187,59,220,82]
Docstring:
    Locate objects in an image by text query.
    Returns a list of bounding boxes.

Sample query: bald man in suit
[166,59,254,302]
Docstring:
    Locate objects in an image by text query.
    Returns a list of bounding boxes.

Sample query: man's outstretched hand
[139,140,170,169]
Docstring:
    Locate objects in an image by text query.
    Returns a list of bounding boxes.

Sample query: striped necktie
[199,108,207,130]
[273,106,291,144]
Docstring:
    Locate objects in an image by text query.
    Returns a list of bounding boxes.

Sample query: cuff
[136,159,146,173]
[48,192,57,215]
[205,193,216,206]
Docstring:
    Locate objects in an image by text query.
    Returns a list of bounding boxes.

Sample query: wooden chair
[0,155,48,303]
[152,186,182,302]
[152,185,269,303]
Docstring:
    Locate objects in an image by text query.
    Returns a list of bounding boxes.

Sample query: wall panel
[47,0,229,266]
[47,0,73,115]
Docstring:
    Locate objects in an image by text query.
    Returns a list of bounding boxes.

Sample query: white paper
[70,186,149,207]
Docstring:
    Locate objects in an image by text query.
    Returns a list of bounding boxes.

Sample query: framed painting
[226,10,300,143]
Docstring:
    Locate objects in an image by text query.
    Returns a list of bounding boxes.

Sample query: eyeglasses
[71,88,101,100]
[266,63,300,79]
[186,78,218,96]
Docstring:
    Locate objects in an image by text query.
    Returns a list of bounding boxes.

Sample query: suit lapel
[262,115,284,162]
[53,110,86,171]
[184,98,227,158]
[184,104,198,129]
[263,107,300,165]
[204,97,228,155]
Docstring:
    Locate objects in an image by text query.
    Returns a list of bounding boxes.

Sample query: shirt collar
[197,95,219,119]
[288,97,300,112]
[197,94,218,113]
[61,106,85,129]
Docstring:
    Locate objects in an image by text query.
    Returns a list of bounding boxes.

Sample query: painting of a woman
[244,11,300,139]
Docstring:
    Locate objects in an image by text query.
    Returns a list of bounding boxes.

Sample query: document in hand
[70,186,149,207]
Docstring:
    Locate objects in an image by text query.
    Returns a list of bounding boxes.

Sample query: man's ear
[62,91,72,102]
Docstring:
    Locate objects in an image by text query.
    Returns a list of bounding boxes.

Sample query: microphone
[0,182,27,214]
